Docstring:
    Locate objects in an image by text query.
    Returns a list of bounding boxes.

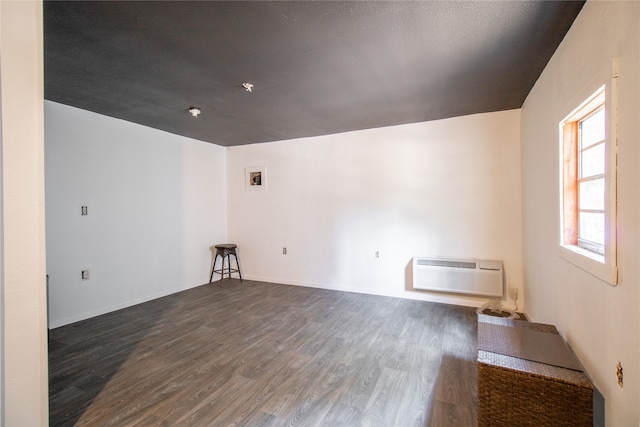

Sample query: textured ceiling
[44,1,584,146]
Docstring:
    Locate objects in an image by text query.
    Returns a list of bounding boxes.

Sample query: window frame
[576,105,605,255]
[558,79,618,286]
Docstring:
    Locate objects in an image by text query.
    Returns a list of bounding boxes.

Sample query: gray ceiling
[44,1,584,147]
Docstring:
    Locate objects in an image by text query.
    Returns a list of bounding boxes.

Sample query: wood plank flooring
[49,280,478,426]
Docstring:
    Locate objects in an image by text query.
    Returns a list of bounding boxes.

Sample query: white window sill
[559,245,618,286]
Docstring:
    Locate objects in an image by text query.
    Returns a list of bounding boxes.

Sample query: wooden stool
[210,244,242,285]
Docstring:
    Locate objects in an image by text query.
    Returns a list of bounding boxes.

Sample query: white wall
[521,1,639,425]
[45,101,227,328]
[0,1,49,424]
[228,110,523,308]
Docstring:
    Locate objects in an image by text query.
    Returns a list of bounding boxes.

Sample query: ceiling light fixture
[242,83,253,92]
[188,107,201,118]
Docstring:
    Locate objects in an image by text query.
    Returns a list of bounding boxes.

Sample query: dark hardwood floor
[49,280,478,426]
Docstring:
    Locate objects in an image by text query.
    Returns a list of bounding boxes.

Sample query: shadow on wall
[405,259,414,291]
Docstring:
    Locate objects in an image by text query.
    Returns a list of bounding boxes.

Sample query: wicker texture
[477,317,593,427]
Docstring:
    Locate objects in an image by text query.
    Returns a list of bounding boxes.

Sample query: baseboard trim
[241,274,493,309]
[49,275,509,328]
[48,281,206,329]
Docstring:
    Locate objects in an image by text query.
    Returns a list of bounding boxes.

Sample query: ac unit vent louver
[416,259,477,269]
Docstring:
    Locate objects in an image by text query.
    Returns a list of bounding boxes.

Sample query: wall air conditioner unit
[412,257,503,298]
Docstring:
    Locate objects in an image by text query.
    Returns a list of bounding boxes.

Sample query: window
[577,107,606,255]
[559,85,617,285]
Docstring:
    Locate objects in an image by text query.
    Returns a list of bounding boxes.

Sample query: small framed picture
[245,166,266,191]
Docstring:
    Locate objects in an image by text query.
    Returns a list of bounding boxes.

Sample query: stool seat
[215,243,237,252]
[210,243,242,285]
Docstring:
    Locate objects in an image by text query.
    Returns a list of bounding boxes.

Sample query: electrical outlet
[81,206,88,216]
[81,270,90,280]
[375,251,380,258]
[282,247,287,255]
[616,361,623,388]
[509,287,518,300]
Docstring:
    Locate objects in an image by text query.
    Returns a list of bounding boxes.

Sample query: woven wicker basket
[477,316,594,427]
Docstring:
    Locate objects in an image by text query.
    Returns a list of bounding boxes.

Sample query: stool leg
[210,254,218,283]
[226,254,232,280]
[233,253,242,282]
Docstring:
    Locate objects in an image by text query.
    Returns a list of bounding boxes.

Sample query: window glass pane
[580,107,605,148]
[579,211,604,246]
[580,143,604,177]
[579,178,604,211]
